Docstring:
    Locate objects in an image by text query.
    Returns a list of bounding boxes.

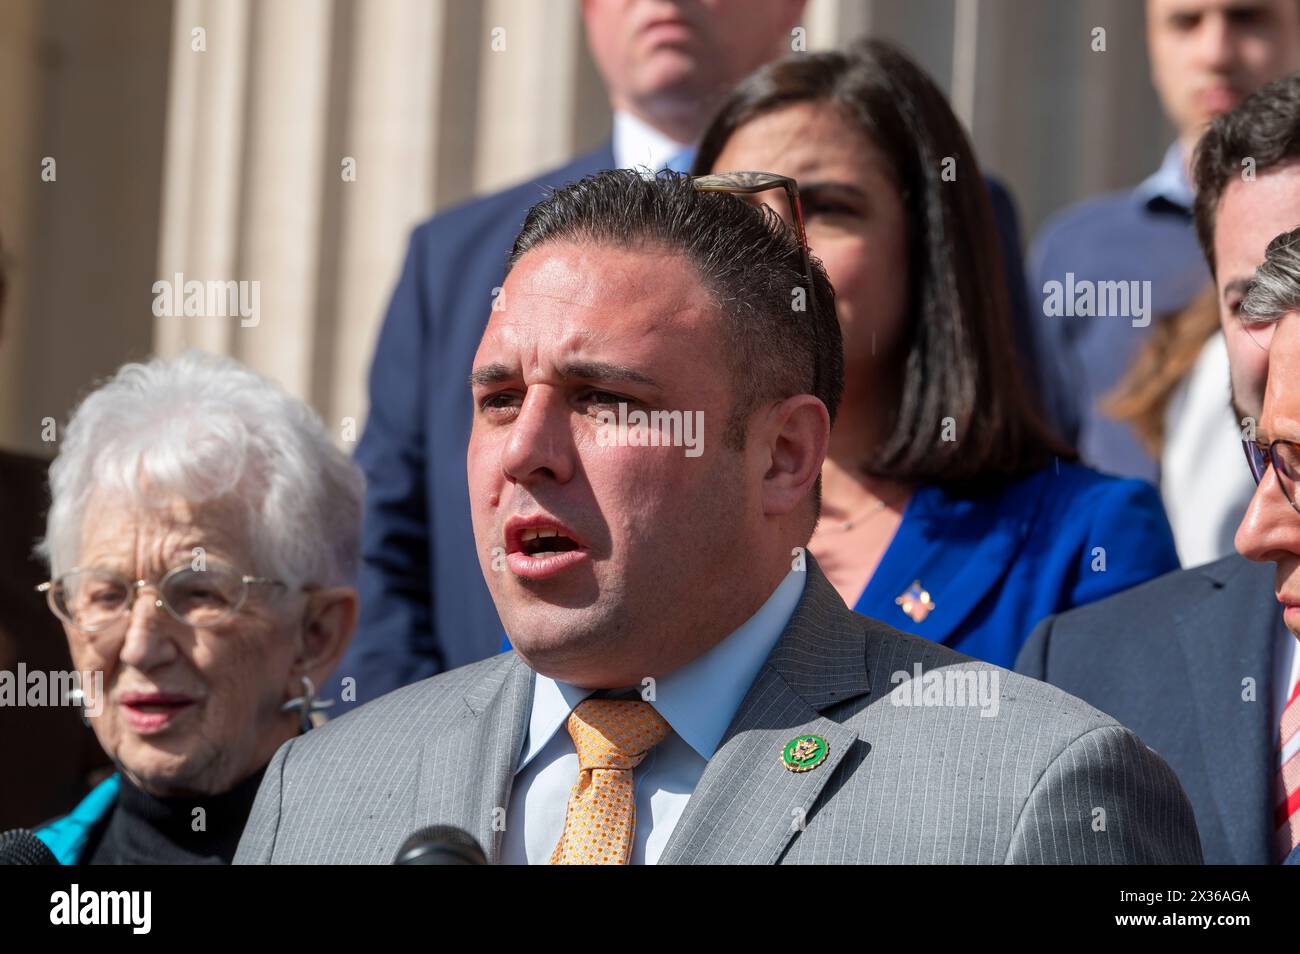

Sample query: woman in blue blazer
[694,39,1179,668]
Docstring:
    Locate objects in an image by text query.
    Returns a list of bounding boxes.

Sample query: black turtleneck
[83,766,266,865]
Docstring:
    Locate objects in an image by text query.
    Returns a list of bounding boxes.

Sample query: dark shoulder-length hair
[693,38,1075,493]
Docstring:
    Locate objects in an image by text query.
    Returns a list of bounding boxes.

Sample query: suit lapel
[1172,557,1279,863]
[659,560,871,864]
[414,652,533,864]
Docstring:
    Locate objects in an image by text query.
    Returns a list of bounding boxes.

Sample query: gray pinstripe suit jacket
[235,560,1202,864]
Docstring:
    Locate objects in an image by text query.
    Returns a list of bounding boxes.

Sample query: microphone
[0,829,59,865]
[393,825,486,865]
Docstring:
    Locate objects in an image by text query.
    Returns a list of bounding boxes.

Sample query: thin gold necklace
[816,496,889,534]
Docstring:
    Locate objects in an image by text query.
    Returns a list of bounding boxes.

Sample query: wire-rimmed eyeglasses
[37,562,295,632]
[1243,437,1300,514]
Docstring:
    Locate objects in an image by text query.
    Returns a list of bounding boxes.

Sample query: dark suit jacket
[1016,554,1280,864]
[334,140,1043,711]
[333,142,618,711]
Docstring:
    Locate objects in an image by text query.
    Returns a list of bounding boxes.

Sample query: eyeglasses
[37,562,292,632]
[690,171,822,398]
[1243,438,1300,514]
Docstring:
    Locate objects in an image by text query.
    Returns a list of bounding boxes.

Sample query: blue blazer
[1027,188,1208,481]
[855,462,1179,669]
[334,141,1049,711]
[1017,555,1279,864]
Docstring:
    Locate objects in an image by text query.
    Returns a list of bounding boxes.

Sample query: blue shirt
[1029,144,1210,481]
[34,774,120,864]
[852,462,1180,668]
[500,566,806,864]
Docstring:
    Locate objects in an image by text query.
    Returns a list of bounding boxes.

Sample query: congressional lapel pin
[781,734,829,773]
[895,580,935,623]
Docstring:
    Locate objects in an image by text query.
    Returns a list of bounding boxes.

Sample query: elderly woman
[31,351,362,864]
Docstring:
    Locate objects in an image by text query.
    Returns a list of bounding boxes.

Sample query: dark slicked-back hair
[693,38,1073,492]
[507,168,844,452]
[1194,72,1300,275]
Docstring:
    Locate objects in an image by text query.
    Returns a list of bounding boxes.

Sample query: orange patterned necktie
[549,698,672,865]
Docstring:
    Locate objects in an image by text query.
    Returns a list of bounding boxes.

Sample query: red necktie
[1275,678,1300,860]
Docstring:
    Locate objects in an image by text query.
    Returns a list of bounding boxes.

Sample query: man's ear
[760,393,830,518]
[290,587,359,692]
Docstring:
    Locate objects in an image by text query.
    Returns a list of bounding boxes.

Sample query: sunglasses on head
[690,171,822,399]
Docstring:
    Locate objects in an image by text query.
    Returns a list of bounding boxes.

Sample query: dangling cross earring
[281,675,334,732]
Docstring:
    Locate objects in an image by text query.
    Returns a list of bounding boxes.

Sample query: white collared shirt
[1161,332,1258,566]
[612,109,693,173]
[500,567,807,864]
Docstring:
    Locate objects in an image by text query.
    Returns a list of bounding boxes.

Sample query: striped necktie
[1276,677,1300,860]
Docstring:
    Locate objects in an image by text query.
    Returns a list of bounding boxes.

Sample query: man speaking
[236,171,1200,864]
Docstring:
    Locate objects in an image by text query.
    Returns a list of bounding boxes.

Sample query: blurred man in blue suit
[336,1,1041,711]
[1028,0,1300,478]
[1018,72,1300,864]
[332,1,808,710]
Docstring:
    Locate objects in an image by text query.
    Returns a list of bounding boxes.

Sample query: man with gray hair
[238,171,1200,865]
[1237,225,1300,860]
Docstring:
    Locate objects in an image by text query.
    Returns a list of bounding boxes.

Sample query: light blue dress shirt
[500,567,807,865]
[1133,142,1194,212]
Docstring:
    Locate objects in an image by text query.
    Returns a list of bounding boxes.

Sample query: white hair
[41,350,364,588]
